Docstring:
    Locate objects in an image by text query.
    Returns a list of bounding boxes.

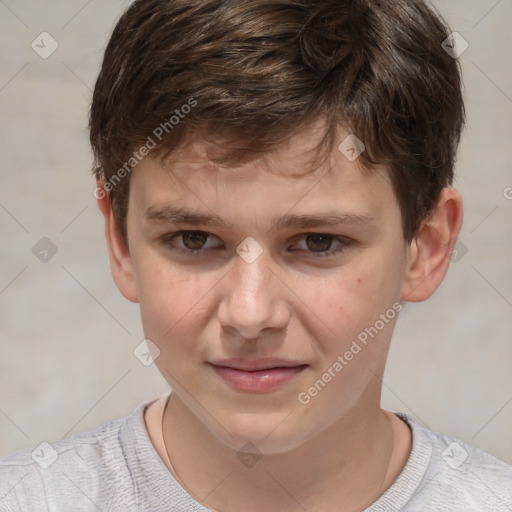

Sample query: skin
[97,122,463,512]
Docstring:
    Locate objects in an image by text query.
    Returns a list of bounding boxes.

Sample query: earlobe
[96,178,139,303]
[400,187,464,303]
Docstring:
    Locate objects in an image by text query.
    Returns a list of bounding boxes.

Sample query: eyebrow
[144,205,375,232]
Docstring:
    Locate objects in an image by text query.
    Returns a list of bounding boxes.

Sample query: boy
[1,0,511,510]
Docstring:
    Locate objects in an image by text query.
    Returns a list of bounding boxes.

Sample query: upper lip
[209,358,308,372]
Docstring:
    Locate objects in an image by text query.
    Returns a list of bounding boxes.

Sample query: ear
[95,177,139,303]
[400,187,463,302]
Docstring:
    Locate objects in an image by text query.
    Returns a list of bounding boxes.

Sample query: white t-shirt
[1,398,511,511]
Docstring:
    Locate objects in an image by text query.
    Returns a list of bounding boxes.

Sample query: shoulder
[393,413,512,511]
[0,402,150,512]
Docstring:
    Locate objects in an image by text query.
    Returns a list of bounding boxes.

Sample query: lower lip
[210,364,307,393]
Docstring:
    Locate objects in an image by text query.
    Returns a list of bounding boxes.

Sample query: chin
[208,409,315,456]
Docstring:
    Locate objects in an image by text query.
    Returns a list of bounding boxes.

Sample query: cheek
[298,267,379,330]
[294,269,399,413]
[132,250,209,346]
[137,270,212,385]
[139,274,204,334]
[294,258,401,360]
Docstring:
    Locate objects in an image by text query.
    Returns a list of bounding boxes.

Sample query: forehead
[159,118,336,179]
[128,123,398,231]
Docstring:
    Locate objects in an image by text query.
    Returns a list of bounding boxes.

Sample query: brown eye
[163,230,222,255]
[181,232,208,250]
[292,233,350,258]
[305,234,335,252]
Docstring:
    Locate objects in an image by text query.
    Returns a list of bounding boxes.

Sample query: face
[123,124,409,454]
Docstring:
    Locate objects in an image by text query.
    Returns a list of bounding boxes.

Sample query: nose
[217,249,291,340]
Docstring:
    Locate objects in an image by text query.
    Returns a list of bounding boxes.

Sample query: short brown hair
[89,0,465,244]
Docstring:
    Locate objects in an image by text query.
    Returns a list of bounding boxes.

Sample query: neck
[151,392,410,512]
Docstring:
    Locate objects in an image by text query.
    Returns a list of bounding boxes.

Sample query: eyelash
[162,230,351,258]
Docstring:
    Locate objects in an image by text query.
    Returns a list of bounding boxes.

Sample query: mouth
[208,358,309,393]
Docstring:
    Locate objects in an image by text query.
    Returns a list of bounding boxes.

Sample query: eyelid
[291,233,349,252]
[163,230,223,252]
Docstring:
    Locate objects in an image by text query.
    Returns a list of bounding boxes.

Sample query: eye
[292,234,350,258]
[163,231,222,255]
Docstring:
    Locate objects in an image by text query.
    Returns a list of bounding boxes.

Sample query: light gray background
[1,0,511,465]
